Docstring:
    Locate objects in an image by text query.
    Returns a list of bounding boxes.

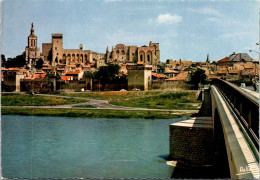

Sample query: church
[105,41,160,65]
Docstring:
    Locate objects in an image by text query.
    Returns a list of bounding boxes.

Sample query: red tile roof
[218,57,228,63]
[61,76,73,81]
[66,70,80,75]
[34,74,46,79]
[165,71,188,81]
[152,73,166,79]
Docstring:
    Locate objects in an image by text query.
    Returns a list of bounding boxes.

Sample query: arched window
[116,50,120,54]
[140,55,143,62]
[122,50,125,55]
[147,54,150,62]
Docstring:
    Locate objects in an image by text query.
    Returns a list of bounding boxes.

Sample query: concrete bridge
[209,79,259,179]
[170,79,259,179]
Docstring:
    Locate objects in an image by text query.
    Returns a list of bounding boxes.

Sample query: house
[165,71,189,81]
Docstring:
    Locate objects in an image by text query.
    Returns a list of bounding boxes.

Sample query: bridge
[169,79,259,179]
[210,79,259,179]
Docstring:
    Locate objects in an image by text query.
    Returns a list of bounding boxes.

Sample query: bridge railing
[211,79,259,149]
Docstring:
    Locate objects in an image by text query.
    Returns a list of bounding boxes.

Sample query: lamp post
[249,50,259,81]
[249,49,260,55]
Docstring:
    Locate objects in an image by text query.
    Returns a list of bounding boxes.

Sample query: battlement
[52,34,63,38]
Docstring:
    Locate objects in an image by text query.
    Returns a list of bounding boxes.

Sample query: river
[2,115,185,179]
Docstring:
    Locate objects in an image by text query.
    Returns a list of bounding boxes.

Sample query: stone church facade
[105,41,160,65]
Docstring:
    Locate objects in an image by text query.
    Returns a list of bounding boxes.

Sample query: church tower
[105,46,110,63]
[25,22,40,69]
[206,54,210,63]
[28,23,37,49]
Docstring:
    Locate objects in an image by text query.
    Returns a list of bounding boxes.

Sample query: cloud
[207,17,220,22]
[218,31,251,40]
[149,13,182,25]
[188,7,222,16]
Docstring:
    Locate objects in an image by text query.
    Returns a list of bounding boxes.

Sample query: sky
[1,0,259,62]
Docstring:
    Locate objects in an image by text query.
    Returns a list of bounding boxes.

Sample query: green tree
[5,53,26,68]
[1,54,6,67]
[189,68,206,90]
[94,63,120,91]
[35,58,44,69]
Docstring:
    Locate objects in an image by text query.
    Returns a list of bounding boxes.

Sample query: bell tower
[28,23,37,49]
[25,22,40,69]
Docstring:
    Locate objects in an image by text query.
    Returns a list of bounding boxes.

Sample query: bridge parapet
[211,85,259,179]
[212,79,259,149]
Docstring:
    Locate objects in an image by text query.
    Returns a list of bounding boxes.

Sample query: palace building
[42,33,105,67]
[24,23,160,69]
[105,41,160,65]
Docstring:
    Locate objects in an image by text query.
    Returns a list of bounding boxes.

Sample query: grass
[1,94,88,106]
[1,107,194,119]
[62,90,201,110]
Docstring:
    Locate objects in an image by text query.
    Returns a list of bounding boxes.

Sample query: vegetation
[94,63,121,91]
[1,53,27,68]
[35,58,44,69]
[188,68,207,90]
[2,108,193,119]
[2,94,87,106]
[62,90,201,110]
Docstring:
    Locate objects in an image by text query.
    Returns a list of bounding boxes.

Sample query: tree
[35,58,44,69]
[94,63,120,91]
[189,68,206,90]
[5,53,26,68]
[1,54,6,67]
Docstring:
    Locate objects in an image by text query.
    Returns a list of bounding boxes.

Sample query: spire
[30,22,35,35]
[106,46,109,52]
[206,53,210,63]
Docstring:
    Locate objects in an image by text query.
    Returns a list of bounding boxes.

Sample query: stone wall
[169,117,213,165]
[127,65,152,91]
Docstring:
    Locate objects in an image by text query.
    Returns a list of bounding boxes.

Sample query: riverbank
[62,90,201,110]
[1,107,195,119]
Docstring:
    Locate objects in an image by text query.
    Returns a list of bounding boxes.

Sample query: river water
[2,115,184,179]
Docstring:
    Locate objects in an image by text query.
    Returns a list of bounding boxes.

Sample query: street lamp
[249,50,259,80]
[249,49,260,54]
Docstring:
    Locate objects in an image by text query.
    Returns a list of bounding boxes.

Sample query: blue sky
[1,0,259,62]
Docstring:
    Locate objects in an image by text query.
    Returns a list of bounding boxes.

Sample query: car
[132,88,140,91]
[120,89,127,91]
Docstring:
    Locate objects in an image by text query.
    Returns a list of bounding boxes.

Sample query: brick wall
[169,117,213,165]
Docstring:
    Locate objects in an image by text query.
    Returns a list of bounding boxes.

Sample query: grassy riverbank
[2,94,88,106]
[63,90,201,110]
[2,108,194,119]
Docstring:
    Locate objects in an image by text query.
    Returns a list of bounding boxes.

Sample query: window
[116,50,120,54]
[55,47,57,50]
